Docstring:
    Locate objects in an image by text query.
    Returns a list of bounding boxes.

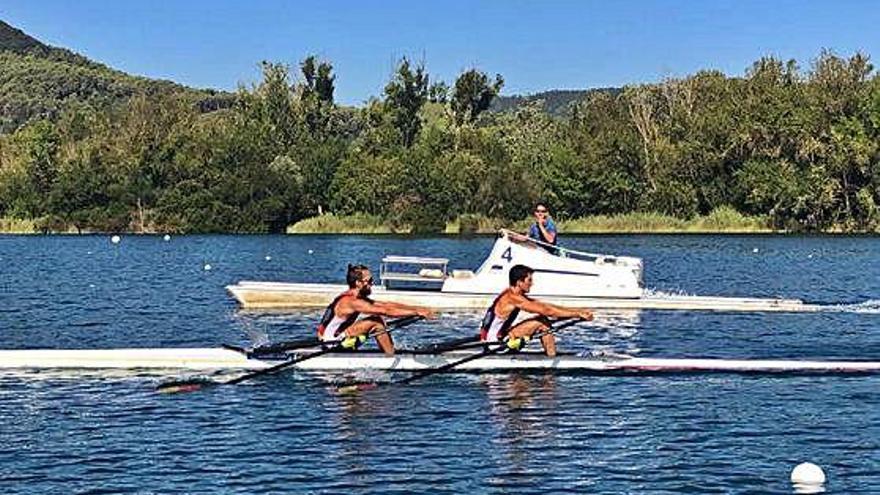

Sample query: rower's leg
[346,317,393,355]
[508,317,555,357]
[540,333,557,358]
[375,328,394,355]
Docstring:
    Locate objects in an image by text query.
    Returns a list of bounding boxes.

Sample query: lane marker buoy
[791,462,826,492]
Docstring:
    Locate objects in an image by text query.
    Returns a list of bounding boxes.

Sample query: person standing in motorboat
[316,264,435,355]
[527,202,558,254]
[480,264,593,357]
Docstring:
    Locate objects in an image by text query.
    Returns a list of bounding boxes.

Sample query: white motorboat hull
[226,281,818,312]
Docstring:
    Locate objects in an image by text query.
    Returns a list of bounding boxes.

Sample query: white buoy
[163,234,171,242]
[111,235,121,244]
[752,247,759,253]
[265,255,272,261]
[204,263,212,271]
[791,462,826,485]
[308,249,314,254]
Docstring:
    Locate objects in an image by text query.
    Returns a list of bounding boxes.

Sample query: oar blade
[155,378,217,394]
[336,382,379,395]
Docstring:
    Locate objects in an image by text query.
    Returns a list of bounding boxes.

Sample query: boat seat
[451,269,475,279]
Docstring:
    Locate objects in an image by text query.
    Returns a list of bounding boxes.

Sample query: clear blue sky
[2,0,878,105]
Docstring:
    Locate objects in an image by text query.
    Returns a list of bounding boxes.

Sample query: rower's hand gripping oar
[157,315,424,394]
[339,317,585,394]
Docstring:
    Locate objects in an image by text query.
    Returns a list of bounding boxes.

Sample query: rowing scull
[1,348,878,374]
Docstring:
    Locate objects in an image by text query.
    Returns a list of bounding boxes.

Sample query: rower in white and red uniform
[316,264,435,355]
[480,264,593,357]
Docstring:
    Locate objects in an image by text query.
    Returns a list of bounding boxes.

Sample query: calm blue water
[1,234,879,494]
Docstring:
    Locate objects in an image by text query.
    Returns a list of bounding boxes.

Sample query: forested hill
[1,19,96,66]
[492,88,621,117]
[0,19,602,131]
[1,19,877,235]
[0,20,231,133]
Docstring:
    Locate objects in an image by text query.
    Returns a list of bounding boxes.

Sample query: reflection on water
[793,483,827,494]
[482,374,560,477]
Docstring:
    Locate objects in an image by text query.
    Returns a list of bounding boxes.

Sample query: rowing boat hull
[0,348,265,370]
[226,281,818,313]
[1,348,877,374]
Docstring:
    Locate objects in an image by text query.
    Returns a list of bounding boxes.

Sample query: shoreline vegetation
[2,21,879,236]
[291,207,776,234]
[8,206,874,234]
[5,207,776,235]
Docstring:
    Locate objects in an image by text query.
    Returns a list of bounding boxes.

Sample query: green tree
[451,69,504,126]
[2,120,60,217]
[299,55,336,135]
[384,58,429,147]
[428,81,449,104]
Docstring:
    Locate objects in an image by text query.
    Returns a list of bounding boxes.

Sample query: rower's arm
[517,297,591,320]
[373,300,436,319]
[349,298,434,318]
[373,300,416,312]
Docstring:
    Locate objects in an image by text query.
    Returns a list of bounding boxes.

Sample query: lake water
[1,234,879,493]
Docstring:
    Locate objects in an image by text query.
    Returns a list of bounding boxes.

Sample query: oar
[411,334,480,354]
[243,336,325,355]
[339,318,584,393]
[157,315,423,394]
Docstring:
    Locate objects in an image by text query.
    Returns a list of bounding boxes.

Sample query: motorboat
[226,229,816,312]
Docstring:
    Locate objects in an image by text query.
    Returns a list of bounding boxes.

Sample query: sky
[2,0,879,105]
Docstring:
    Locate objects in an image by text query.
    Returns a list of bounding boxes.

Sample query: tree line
[1,50,878,233]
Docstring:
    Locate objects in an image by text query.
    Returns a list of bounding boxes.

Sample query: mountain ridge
[0,20,232,132]
[0,19,612,131]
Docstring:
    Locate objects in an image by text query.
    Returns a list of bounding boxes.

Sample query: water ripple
[1,235,880,493]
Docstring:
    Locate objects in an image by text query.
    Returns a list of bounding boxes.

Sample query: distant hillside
[1,19,620,132]
[491,88,621,117]
[1,19,101,66]
[0,20,232,133]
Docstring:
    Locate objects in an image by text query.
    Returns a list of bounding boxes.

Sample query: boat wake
[817,299,880,314]
[644,288,880,314]
[641,288,698,299]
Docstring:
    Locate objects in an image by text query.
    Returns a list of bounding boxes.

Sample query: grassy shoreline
[288,208,781,234]
[7,208,877,234]
[0,218,38,234]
